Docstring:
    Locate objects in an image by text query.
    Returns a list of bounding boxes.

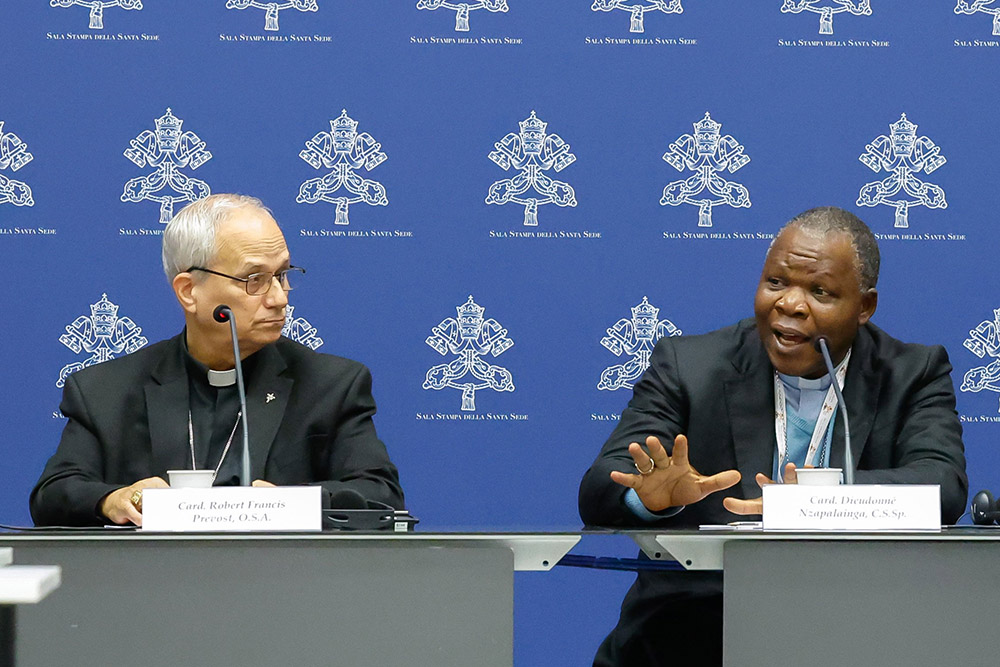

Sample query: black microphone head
[971,489,998,525]
[213,305,232,323]
[328,488,368,510]
[813,335,830,353]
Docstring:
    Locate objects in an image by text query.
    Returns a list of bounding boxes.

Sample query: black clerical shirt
[182,341,261,486]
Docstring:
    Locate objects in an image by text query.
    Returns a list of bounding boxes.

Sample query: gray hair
[775,206,880,292]
[162,194,271,281]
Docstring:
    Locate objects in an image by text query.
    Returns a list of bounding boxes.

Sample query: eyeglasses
[186,266,306,295]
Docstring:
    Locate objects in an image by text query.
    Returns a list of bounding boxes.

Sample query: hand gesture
[610,434,741,513]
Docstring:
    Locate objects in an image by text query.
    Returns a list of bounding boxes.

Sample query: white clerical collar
[776,349,850,392]
[207,368,237,387]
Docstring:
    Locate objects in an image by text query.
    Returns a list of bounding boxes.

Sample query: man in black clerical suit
[31,194,403,527]
[579,207,967,666]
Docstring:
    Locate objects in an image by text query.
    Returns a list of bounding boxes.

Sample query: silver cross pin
[266,393,276,403]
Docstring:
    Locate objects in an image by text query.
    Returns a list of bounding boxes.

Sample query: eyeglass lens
[246,270,295,295]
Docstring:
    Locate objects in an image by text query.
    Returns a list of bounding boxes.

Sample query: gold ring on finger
[634,459,655,475]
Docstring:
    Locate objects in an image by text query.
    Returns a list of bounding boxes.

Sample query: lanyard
[188,410,241,482]
[773,348,850,481]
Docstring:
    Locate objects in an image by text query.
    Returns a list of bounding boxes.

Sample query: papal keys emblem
[423,296,514,412]
[660,112,751,228]
[50,0,142,30]
[226,0,318,32]
[591,0,683,34]
[0,121,34,207]
[598,297,681,391]
[121,108,213,224]
[282,305,325,350]
[856,113,947,229]
[955,1,1000,35]
[961,308,1000,414]
[780,1,871,35]
[57,294,148,388]
[416,0,508,32]
[297,110,388,226]
[486,111,577,227]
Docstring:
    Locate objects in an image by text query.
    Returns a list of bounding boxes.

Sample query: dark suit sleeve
[579,337,688,527]
[854,345,968,523]
[314,364,405,509]
[30,373,121,527]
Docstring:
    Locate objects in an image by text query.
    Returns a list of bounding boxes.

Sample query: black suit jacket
[580,318,968,526]
[31,334,404,526]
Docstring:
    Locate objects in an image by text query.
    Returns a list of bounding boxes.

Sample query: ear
[858,289,878,326]
[172,272,198,315]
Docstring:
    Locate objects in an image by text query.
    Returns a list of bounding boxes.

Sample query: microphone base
[322,509,419,532]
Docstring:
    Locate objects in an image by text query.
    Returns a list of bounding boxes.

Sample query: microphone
[322,489,414,531]
[813,336,854,485]
[971,490,1000,525]
[327,488,395,511]
[214,305,251,487]
[328,488,369,510]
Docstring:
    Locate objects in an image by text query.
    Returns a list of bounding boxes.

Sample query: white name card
[141,486,322,532]
[762,484,941,531]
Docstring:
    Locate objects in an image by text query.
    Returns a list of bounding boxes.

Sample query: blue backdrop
[2,2,999,664]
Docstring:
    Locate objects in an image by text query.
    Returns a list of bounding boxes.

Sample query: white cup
[167,469,215,488]
[795,467,843,486]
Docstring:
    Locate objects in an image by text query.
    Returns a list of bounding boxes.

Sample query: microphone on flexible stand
[213,305,251,487]
[813,336,854,485]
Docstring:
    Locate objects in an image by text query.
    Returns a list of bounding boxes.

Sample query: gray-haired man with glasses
[31,194,404,526]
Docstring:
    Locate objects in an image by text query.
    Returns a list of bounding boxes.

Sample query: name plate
[141,487,322,532]
[762,484,941,531]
